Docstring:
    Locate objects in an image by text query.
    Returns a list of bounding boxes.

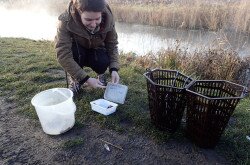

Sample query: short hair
[72,0,106,12]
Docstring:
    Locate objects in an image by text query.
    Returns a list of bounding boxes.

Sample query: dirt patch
[0,96,230,164]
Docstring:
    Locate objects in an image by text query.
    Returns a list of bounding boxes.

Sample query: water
[0,2,249,57]
[115,22,250,57]
[0,6,57,40]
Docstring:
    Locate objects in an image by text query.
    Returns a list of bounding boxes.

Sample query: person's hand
[111,71,120,84]
[86,78,106,89]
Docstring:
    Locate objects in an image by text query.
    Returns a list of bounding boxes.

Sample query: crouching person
[55,0,120,94]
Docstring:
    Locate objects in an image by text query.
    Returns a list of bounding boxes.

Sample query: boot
[97,74,107,86]
[68,76,81,94]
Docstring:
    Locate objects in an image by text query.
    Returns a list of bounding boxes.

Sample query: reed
[129,47,250,84]
[5,0,248,32]
[110,0,250,33]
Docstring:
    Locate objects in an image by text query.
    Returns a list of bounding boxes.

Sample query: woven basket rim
[143,69,193,89]
[186,89,244,100]
[185,80,247,99]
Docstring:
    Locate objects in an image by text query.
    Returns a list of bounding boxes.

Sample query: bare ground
[0,96,230,165]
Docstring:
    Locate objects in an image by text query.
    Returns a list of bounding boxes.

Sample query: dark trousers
[71,42,110,74]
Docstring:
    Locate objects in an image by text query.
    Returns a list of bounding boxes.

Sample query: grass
[125,47,250,84]
[0,37,249,164]
[219,99,250,164]
[63,138,84,149]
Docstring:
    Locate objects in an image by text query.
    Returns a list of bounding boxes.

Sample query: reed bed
[121,47,250,84]
[3,0,249,33]
[110,0,250,33]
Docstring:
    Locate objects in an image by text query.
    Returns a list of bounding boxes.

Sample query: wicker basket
[185,80,246,148]
[143,69,193,133]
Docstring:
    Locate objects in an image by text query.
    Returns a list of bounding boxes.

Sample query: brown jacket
[55,2,119,82]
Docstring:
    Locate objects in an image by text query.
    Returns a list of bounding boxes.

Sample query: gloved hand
[111,71,119,84]
[86,78,106,88]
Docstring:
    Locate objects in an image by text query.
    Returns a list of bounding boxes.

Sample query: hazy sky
[0,0,63,40]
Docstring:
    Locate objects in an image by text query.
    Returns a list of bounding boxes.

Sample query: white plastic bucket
[31,88,76,135]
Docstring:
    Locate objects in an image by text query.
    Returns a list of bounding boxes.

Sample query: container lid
[104,83,128,104]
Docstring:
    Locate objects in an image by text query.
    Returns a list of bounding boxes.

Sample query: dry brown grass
[183,50,249,83]
[5,0,248,33]
[110,0,250,33]
[124,48,250,84]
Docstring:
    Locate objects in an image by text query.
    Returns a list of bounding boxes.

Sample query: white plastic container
[31,88,76,135]
[90,99,118,115]
[90,83,128,115]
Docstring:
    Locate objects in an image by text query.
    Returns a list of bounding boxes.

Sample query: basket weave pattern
[144,69,193,132]
[186,80,246,148]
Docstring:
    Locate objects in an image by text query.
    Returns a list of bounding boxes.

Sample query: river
[116,22,250,57]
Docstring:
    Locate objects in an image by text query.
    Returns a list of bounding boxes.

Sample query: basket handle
[143,68,156,86]
[184,72,195,84]
[183,72,196,89]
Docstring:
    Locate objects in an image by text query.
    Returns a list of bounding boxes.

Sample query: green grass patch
[0,37,249,163]
[218,98,250,164]
[62,138,84,148]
